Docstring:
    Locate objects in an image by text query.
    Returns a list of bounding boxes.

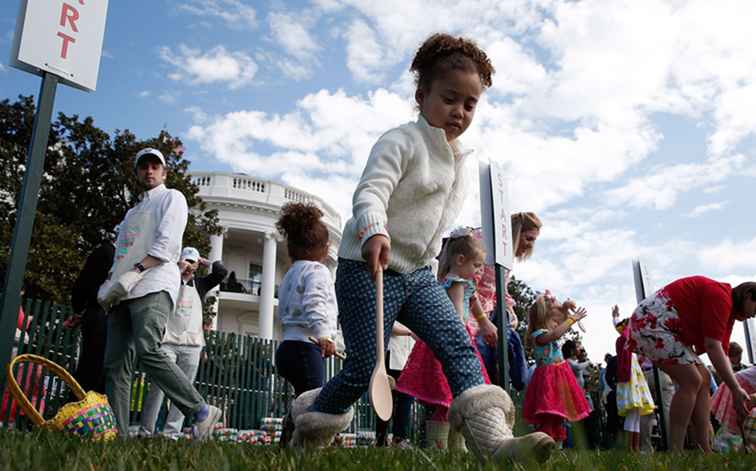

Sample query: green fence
[1,297,417,437]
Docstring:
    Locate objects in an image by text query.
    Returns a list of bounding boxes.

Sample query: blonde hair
[526,295,550,347]
[437,228,485,280]
[511,212,542,261]
[526,295,573,346]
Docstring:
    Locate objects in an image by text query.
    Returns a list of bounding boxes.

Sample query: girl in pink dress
[523,293,591,444]
[396,228,497,449]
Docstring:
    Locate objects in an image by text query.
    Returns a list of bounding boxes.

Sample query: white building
[190,172,342,340]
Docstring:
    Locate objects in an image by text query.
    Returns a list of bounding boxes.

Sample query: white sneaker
[192,405,222,440]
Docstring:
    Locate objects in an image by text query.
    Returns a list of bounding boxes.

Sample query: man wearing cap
[100,148,222,438]
[139,247,227,438]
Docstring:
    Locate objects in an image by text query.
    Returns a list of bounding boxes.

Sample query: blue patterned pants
[314,259,484,414]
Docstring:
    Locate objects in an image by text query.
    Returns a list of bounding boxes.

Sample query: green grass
[1,429,756,471]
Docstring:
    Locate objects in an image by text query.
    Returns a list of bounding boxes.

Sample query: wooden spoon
[368,268,393,421]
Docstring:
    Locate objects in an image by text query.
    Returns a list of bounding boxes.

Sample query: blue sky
[2,0,755,361]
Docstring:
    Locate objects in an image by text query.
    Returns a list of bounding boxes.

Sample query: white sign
[479,160,513,269]
[10,0,109,92]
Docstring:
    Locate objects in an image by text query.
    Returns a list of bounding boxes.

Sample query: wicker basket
[6,354,117,441]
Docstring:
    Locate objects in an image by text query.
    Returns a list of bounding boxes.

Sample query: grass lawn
[1,429,755,470]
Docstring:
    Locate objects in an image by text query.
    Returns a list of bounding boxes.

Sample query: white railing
[189,172,342,229]
[232,176,266,193]
[193,175,212,187]
[284,188,313,204]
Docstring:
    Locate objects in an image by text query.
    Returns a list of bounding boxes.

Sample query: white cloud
[184,106,208,124]
[344,19,384,83]
[159,45,258,89]
[688,201,726,218]
[138,90,151,98]
[158,93,177,105]
[699,237,756,274]
[485,37,546,96]
[178,0,257,30]
[604,155,743,210]
[268,11,320,80]
[186,88,414,216]
[709,83,756,157]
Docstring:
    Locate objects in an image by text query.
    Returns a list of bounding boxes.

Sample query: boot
[448,427,467,452]
[425,420,450,449]
[449,384,555,464]
[289,388,354,448]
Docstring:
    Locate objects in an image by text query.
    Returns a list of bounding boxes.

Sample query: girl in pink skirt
[396,228,497,450]
[523,293,591,444]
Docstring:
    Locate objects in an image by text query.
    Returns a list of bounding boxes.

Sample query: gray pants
[139,344,202,437]
[104,291,204,436]
[640,368,675,452]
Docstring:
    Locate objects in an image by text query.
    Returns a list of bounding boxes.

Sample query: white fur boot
[425,420,449,449]
[289,388,354,448]
[449,384,555,464]
[447,427,467,452]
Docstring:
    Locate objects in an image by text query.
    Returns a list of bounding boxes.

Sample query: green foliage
[0,95,221,302]
[2,429,756,471]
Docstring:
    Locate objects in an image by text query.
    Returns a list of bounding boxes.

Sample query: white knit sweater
[338,115,474,273]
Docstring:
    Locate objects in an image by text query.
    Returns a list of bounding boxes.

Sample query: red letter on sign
[57,32,76,59]
[59,3,80,32]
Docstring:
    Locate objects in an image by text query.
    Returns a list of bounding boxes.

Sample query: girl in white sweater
[275,203,339,445]
[288,33,555,464]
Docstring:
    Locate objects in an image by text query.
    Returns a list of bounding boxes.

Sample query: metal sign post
[744,319,755,365]
[632,259,668,451]
[1,1,108,390]
[479,160,514,390]
[0,72,58,387]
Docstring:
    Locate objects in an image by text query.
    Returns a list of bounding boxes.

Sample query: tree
[0,95,222,303]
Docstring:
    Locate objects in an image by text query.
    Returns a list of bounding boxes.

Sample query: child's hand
[733,386,751,422]
[570,306,588,322]
[479,317,498,346]
[362,234,390,279]
[562,299,577,311]
[319,337,337,358]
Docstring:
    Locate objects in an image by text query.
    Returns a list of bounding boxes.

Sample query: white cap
[135,148,166,168]
[180,247,200,263]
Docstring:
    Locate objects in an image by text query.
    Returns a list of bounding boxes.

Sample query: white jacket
[278,260,338,342]
[338,115,473,273]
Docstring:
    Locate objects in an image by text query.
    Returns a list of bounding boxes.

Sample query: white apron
[163,282,205,347]
[98,203,158,305]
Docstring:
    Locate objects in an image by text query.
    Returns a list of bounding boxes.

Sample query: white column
[258,231,278,339]
[209,232,224,262]
[208,230,225,330]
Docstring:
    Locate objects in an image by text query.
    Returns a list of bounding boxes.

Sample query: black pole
[634,260,667,450]
[494,266,510,390]
[0,72,58,389]
[744,320,755,365]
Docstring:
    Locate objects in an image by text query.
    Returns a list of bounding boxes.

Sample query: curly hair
[276,202,329,262]
[410,33,495,92]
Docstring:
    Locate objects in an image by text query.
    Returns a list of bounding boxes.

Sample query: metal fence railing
[0,297,421,439]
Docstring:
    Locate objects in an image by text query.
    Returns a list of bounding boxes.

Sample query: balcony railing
[189,172,342,230]
[220,278,277,299]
